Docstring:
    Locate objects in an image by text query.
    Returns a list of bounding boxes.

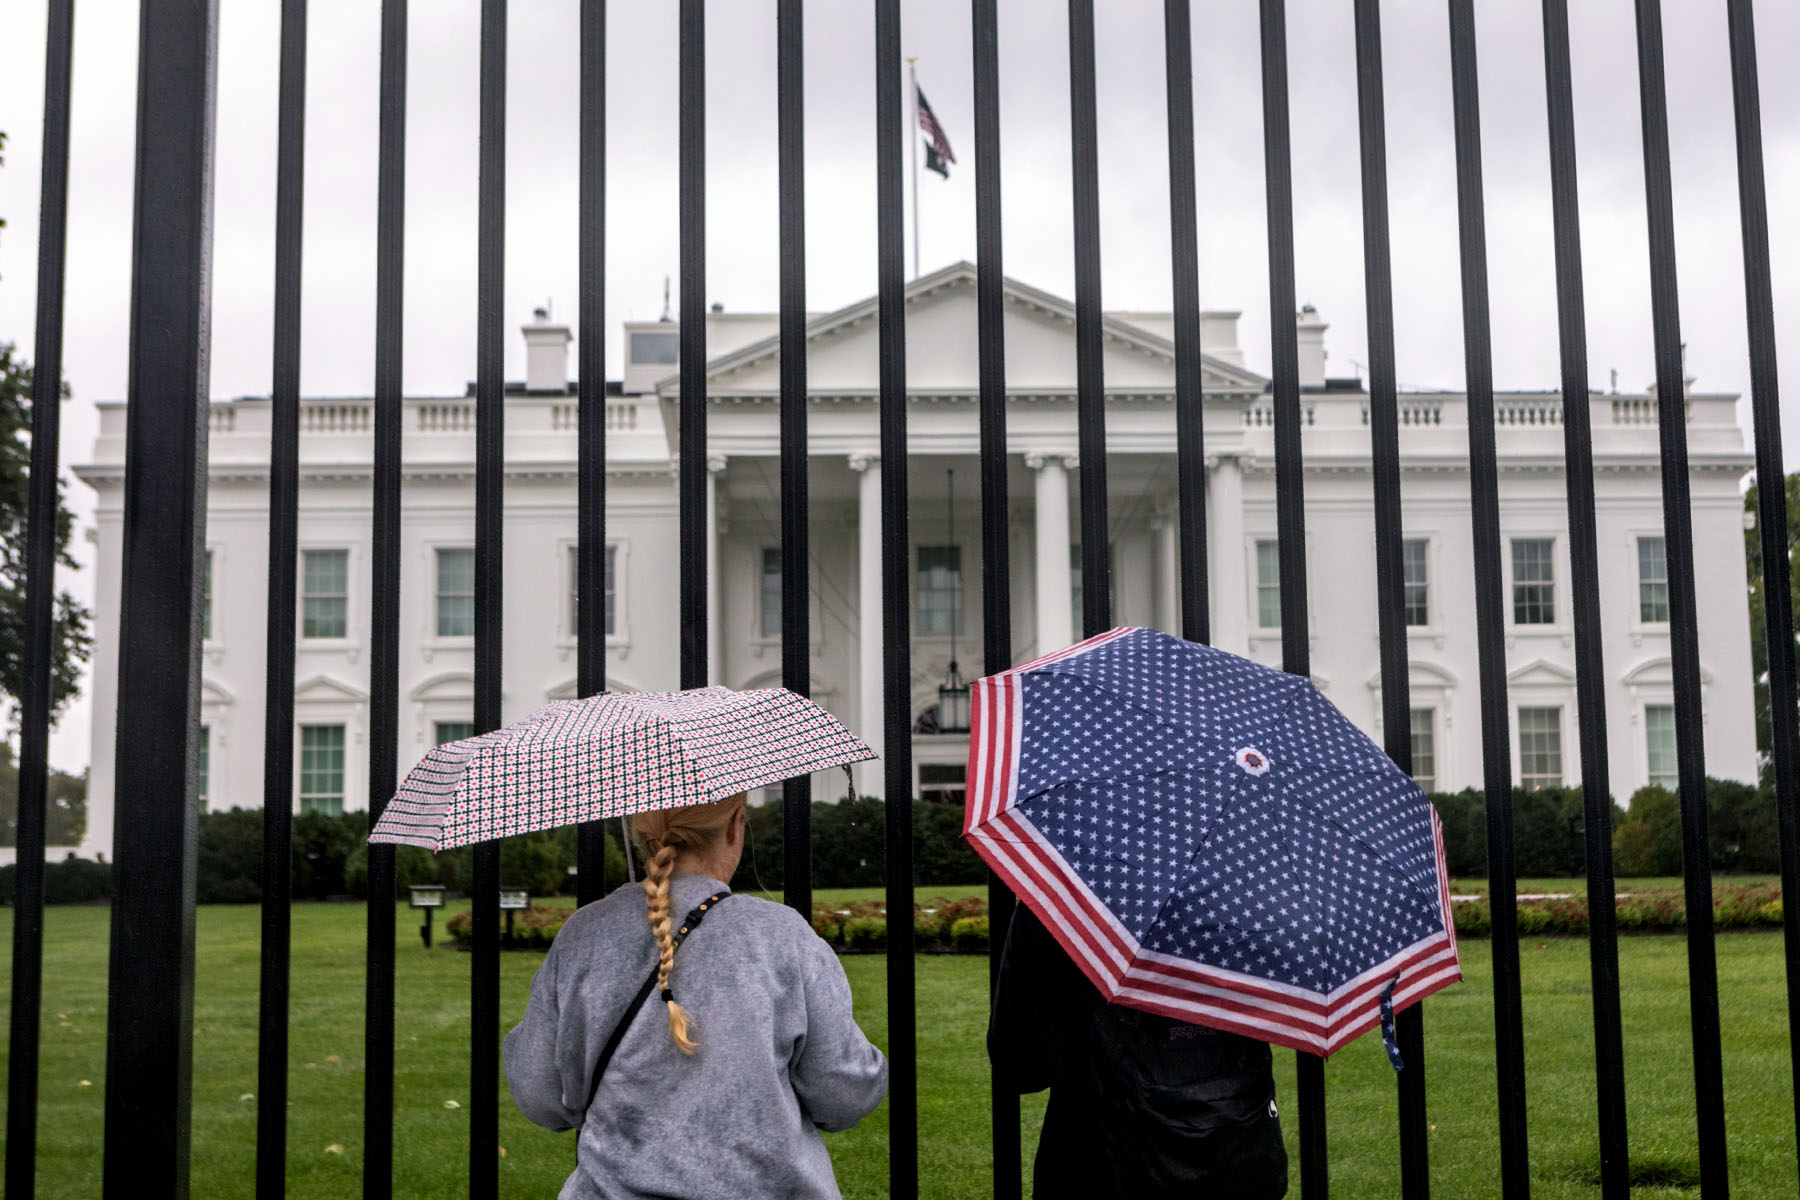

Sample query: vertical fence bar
[5,3,76,1195]
[100,0,217,1190]
[971,1,1019,1193]
[1725,0,1800,1167]
[1348,5,1431,1192]
[1538,4,1629,1193]
[777,0,812,918]
[874,3,918,1195]
[1443,3,1528,1194]
[470,2,507,1195]
[1629,3,1727,1191]
[1067,0,1109,636]
[575,0,608,906]
[362,3,407,1194]
[1257,2,1327,1193]
[1162,0,1208,645]
[257,1,308,1195]
[678,0,707,691]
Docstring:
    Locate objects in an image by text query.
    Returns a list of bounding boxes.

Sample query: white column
[851,454,884,797]
[1028,453,1074,654]
[1208,454,1247,655]
[706,456,725,684]
[1154,511,1179,635]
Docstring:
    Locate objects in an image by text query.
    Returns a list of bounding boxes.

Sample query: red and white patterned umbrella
[368,686,875,852]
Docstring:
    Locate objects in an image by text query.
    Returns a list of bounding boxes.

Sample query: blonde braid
[640,842,697,1053]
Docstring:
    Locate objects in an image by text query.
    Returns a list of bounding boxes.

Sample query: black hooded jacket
[989,906,1289,1199]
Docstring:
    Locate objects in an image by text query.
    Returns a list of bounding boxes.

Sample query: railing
[7,3,1798,1200]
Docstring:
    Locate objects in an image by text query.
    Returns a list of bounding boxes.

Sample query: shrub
[810,911,841,943]
[843,917,887,951]
[445,904,572,948]
[1451,900,1490,938]
[951,916,989,952]
[0,855,113,905]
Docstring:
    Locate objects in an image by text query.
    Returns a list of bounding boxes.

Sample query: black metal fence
[6,1,1799,1197]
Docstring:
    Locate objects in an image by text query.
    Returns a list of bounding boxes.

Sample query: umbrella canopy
[964,627,1460,1059]
[370,686,875,852]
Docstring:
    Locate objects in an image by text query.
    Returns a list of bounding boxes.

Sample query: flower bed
[1449,884,1783,939]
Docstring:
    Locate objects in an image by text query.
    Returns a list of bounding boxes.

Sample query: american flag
[917,85,955,178]
[964,627,1460,1058]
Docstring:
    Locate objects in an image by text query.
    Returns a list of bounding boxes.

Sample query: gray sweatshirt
[503,873,888,1199]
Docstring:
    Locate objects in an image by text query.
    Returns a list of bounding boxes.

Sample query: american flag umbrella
[369,686,875,852]
[965,627,1460,1062]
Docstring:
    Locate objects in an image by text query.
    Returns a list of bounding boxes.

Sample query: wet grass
[0,900,1793,1197]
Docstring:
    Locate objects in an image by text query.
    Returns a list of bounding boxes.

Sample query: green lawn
[0,898,1795,1197]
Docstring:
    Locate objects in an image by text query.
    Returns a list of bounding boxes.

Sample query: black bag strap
[585,890,730,1110]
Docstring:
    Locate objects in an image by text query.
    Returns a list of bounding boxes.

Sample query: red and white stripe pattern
[963,628,1462,1057]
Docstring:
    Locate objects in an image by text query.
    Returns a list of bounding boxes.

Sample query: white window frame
[1515,704,1567,791]
[1409,706,1438,792]
[1505,533,1565,634]
[296,541,358,654]
[556,538,627,649]
[431,545,476,641]
[1642,702,1678,791]
[1245,534,1316,645]
[1628,529,1672,637]
[297,723,349,816]
[1402,536,1432,631]
[915,544,965,640]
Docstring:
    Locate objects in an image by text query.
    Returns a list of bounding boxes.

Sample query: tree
[2,126,94,726]
[0,742,86,846]
[1745,475,1800,781]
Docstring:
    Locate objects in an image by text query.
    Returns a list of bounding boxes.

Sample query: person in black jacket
[989,905,1289,1198]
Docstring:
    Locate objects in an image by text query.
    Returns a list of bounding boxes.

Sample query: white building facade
[71,262,1758,859]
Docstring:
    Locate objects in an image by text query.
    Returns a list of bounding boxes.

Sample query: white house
[70,261,1758,860]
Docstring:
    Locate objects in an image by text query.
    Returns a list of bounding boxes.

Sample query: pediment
[200,678,236,706]
[1506,658,1576,687]
[545,676,645,701]
[1365,660,1460,692]
[664,261,1268,399]
[736,668,839,697]
[410,671,474,703]
[1620,655,1713,688]
[294,673,368,705]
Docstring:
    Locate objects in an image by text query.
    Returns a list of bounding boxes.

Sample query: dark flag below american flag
[917,85,956,178]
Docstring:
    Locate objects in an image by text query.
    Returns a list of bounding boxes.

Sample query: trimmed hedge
[1448,883,1783,938]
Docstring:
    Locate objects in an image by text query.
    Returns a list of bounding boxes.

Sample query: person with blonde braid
[504,792,888,1198]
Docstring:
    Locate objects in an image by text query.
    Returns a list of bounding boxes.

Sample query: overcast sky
[4,0,1800,773]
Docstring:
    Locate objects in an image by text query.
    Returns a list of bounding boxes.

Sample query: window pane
[605,544,617,637]
[1518,707,1563,790]
[197,724,210,813]
[1256,540,1281,629]
[629,331,680,364]
[570,544,619,638]
[435,721,475,746]
[919,763,966,805]
[1645,704,1677,789]
[299,724,346,816]
[762,547,782,638]
[302,549,348,638]
[203,551,213,641]
[917,545,961,635]
[1402,539,1428,627]
[437,548,475,637]
[1638,536,1669,623]
[1409,708,1435,791]
[1511,539,1555,625]
[568,545,579,633]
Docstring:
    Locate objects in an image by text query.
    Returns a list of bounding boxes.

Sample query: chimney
[1198,310,1245,368]
[522,307,572,393]
[1296,305,1328,389]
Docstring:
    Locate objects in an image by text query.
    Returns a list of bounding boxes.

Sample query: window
[1256,540,1281,629]
[202,551,213,641]
[917,546,962,635]
[435,721,475,746]
[629,330,680,365]
[302,549,348,639]
[436,548,475,637]
[761,548,782,638]
[1409,708,1436,791]
[1403,539,1429,627]
[197,724,210,813]
[565,544,618,638]
[1518,707,1563,790]
[1638,536,1669,623]
[1645,704,1677,790]
[1511,539,1555,625]
[299,725,346,816]
[919,763,967,805]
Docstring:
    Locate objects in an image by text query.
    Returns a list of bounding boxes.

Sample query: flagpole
[908,57,920,280]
